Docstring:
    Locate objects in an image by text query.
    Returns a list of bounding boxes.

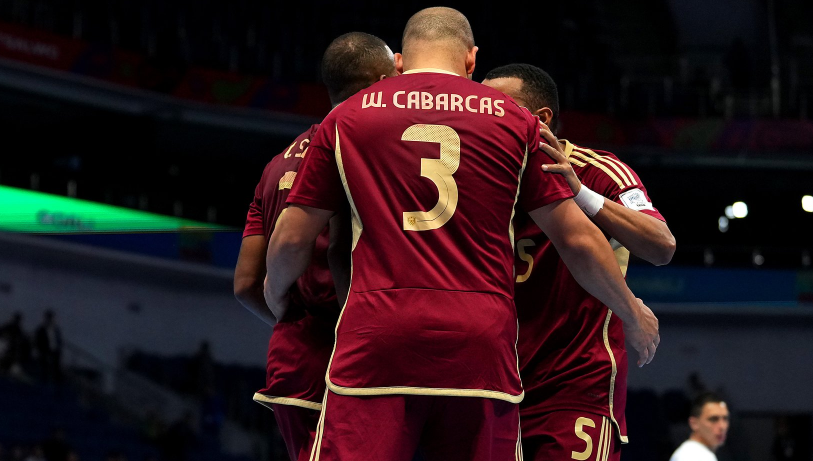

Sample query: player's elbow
[233,274,261,304]
[651,231,677,266]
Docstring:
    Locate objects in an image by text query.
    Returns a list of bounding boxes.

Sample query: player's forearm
[234,281,278,327]
[554,231,642,325]
[264,233,314,321]
[593,199,676,266]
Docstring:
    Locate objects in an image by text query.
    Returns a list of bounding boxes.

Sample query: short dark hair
[484,63,560,132]
[402,7,475,54]
[321,32,394,105]
[690,392,725,418]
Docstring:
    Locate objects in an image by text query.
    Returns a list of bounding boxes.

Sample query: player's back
[291,70,571,401]
[334,71,533,296]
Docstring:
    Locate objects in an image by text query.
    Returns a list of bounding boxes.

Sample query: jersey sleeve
[287,122,345,212]
[581,154,665,222]
[243,177,265,238]
[518,111,574,212]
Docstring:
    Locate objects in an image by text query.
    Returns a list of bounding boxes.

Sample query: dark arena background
[0,1,812,460]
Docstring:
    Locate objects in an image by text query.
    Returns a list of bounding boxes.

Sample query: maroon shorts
[272,403,321,461]
[309,391,522,461]
[521,410,620,461]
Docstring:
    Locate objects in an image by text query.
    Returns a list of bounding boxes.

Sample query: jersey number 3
[402,124,461,231]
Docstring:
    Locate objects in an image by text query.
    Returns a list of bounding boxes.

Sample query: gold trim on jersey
[252,393,322,411]
[402,68,463,77]
[599,154,637,187]
[516,414,524,461]
[602,310,629,444]
[562,140,637,189]
[510,145,530,385]
[568,151,626,188]
[326,381,525,403]
[595,417,606,461]
[611,239,631,277]
[308,392,329,461]
[573,147,634,188]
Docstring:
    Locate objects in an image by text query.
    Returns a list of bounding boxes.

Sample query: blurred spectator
[24,446,46,461]
[159,412,197,461]
[724,38,751,95]
[42,429,71,461]
[188,341,215,397]
[35,310,63,382]
[200,385,225,447]
[103,452,127,461]
[670,392,730,461]
[0,312,31,377]
[772,416,801,461]
[10,445,26,461]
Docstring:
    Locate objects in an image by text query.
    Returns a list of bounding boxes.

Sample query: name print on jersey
[362,90,505,117]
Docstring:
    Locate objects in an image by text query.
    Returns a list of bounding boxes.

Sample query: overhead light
[753,250,764,266]
[803,195,813,213]
[732,201,748,218]
[724,206,735,219]
[718,216,729,233]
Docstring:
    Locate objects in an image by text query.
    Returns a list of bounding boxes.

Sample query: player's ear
[465,46,478,79]
[394,53,404,74]
[688,416,699,432]
[535,107,554,127]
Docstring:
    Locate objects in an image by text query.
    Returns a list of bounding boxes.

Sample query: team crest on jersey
[619,188,654,211]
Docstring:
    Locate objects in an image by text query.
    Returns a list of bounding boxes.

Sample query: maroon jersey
[243,123,339,409]
[288,69,572,402]
[515,140,666,442]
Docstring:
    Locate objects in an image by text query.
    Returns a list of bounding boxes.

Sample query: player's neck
[689,434,715,452]
[403,56,466,77]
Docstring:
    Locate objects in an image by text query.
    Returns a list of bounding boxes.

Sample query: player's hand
[622,298,660,367]
[537,120,582,194]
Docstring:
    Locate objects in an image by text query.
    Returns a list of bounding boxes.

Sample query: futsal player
[483,64,676,461]
[265,8,659,461]
[233,32,397,461]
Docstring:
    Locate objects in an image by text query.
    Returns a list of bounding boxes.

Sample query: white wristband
[573,185,604,217]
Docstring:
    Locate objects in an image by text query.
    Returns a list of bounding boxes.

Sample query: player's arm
[529,199,660,367]
[328,209,352,307]
[264,204,334,321]
[538,123,676,266]
[234,235,277,327]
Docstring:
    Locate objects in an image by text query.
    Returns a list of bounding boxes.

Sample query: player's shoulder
[261,124,322,180]
[670,441,716,461]
[564,140,639,190]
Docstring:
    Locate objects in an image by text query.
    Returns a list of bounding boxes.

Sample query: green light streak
[0,185,231,233]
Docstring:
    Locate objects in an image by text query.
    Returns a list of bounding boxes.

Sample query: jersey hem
[252,392,323,411]
[327,380,524,403]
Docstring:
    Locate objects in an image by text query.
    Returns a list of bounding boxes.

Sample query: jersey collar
[402,68,463,77]
[560,139,575,158]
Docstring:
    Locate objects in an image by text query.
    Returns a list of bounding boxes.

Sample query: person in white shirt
[670,392,730,461]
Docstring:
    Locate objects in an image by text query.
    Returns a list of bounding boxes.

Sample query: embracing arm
[529,198,660,366]
[264,204,334,321]
[537,122,675,265]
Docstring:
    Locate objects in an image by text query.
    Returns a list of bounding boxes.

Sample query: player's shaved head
[321,32,396,105]
[402,7,475,56]
[484,64,560,132]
